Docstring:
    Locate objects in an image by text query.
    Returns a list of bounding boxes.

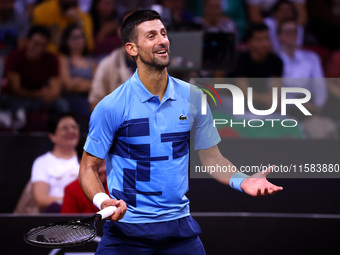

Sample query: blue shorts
[96,215,206,255]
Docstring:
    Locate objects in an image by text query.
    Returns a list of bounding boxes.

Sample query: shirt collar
[132,69,177,103]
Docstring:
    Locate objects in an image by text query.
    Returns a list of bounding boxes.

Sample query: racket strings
[26,223,95,245]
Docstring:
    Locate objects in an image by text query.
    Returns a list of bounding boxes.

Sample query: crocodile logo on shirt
[179,114,188,121]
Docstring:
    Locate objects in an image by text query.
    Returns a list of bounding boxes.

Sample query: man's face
[49,117,80,150]
[248,30,272,57]
[278,21,298,47]
[26,33,48,59]
[134,19,170,69]
[274,3,294,22]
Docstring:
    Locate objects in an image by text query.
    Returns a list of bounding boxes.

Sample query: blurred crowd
[2,0,339,214]
[0,0,340,136]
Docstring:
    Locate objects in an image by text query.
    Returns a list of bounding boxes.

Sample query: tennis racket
[24,205,116,248]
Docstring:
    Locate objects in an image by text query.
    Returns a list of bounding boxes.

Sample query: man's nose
[157,34,169,46]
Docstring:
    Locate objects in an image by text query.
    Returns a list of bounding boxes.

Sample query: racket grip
[97,205,117,220]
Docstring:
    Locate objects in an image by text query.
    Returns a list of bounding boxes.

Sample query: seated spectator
[31,112,80,213]
[2,26,67,123]
[32,0,93,53]
[88,46,135,110]
[89,0,122,59]
[233,23,283,110]
[264,0,304,52]
[161,0,196,30]
[222,0,248,39]
[59,24,96,120]
[88,13,135,110]
[0,0,29,58]
[61,159,109,213]
[247,0,307,25]
[14,0,36,19]
[277,19,327,117]
[307,0,340,51]
[322,50,340,120]
[196,0,237,34]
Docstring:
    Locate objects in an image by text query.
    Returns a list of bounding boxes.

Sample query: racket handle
[97,205,117,220]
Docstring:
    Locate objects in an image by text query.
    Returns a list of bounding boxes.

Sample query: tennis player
[79,10,283,255]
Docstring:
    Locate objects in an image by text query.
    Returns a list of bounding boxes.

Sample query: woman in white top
[31,112,80,212]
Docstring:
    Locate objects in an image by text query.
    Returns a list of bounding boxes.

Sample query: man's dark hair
[243,23,269,43]
[47,112,77,134]
[27,25,51,41]
[271,0,297,20]
[120,10,162,45]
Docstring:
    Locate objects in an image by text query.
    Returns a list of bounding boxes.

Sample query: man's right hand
[101,199,127,222]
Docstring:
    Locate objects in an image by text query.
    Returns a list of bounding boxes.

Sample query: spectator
[61,159,109,213]
[306,0,340,50]
[89,0,122,59]
[88,46,135,110]
[14,0,36,19]
[277,19,327,116]
[264,0,304,52]
[161,0,196,30]
[59,24,96,121]
[0,0,30,58]
[32,0,93,53]
[322,50,340,120]
[197,0,237,34]
[88,12,136,110]
[233,23,283,110]
[3,26,66,118]
[247,0,307,25]
[184,0,247,39]
[222,0,248,39]
[31,112,80,213]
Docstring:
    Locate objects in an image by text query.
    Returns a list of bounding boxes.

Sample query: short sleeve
[191,87,221,150]
[84,97,119,159]
[31,156,49,183]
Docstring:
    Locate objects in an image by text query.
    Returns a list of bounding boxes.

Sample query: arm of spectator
[7,71,40,98]
[33,181,63,210]
[269,77,282,109]
[327,80,340,99]
[310,54,328,109]
[247,4,263,23]
[295,2,308,26]
[59,55,92,93]
[89,59,108,110]
[40,77,62,103]
[96,21,120,43]
[236,77,274,107]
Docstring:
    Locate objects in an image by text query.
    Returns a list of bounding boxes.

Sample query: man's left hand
[240,165,283,196]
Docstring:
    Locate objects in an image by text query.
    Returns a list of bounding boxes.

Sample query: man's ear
[125,42,138,58]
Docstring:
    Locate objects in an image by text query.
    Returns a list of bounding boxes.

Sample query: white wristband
[93,192,110,210]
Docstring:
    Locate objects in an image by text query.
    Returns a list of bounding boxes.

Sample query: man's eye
[148,35,155,39]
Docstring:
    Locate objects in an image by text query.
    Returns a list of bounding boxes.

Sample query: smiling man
[79,10,283,255]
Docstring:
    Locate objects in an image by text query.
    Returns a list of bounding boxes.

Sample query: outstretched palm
[240,165,283,196]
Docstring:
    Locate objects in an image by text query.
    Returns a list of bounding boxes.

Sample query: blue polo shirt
[84,69,220,223]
